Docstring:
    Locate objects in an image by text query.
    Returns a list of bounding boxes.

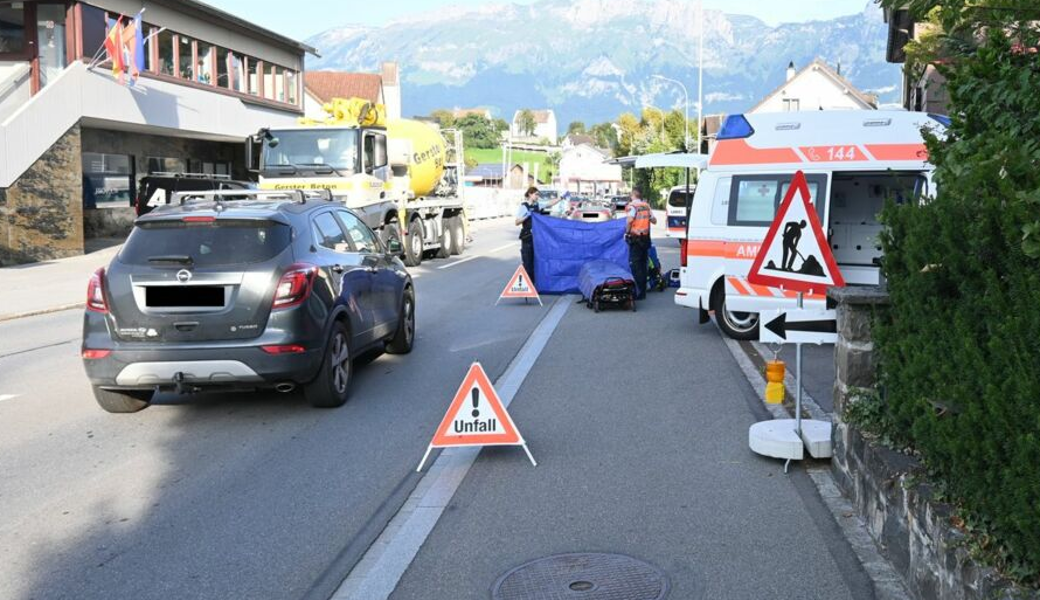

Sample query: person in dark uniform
[781,220,807,271]
[515,186,541,285]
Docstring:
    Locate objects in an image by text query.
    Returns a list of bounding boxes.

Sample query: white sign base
[749,418,833,465]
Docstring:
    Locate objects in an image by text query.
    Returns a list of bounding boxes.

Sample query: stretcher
[578,260,637,313]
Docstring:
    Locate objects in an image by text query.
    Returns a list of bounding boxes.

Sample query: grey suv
[82,191,415,412]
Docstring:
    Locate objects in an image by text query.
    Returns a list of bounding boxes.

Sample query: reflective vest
[629,200,652,236]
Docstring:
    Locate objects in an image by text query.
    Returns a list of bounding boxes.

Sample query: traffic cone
[765,360,785,404]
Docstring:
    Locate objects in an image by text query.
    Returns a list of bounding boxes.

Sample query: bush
[875,8,1040,583]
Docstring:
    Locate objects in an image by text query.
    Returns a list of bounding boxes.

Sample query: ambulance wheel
[711,289,759,340]
[436,222,453,259]
[403,219,424,267]
[449,217,465,255]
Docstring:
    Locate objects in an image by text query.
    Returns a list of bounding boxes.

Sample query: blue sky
[205,0,870,42]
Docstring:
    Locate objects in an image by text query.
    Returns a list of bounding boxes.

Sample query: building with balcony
[0,0,313,265]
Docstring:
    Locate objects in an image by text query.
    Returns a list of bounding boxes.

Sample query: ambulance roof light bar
[716,114,755,140]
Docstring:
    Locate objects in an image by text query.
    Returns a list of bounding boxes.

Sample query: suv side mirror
[387,239,404,255]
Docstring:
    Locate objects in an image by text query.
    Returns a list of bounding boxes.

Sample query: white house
[303,62,401,121]
[510,109,557,144]
[558,144,622,195]
[749,59,877,114]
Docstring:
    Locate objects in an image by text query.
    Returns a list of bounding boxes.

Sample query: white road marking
[331,295,572,600]
[0,394,21,403]
[436,242,518,270]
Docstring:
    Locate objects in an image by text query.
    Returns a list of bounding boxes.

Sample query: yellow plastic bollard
[765,360,785,404]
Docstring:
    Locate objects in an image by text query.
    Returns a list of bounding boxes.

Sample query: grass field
[465,147,555,183]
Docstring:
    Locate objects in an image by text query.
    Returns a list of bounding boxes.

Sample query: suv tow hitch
[172,372,202,395]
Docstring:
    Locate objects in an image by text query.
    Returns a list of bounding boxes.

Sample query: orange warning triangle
[747,170,845,294]
[429,363,524,448]
[500,265,540,299]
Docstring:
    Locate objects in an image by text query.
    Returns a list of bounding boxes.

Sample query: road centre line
[329,295,572,600]
[437,242,518,270]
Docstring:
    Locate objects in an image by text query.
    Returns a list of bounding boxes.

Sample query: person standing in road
[516,186,541,286]
[625,189,656,300]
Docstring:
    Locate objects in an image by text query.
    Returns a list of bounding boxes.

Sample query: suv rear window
[120,219,291,266]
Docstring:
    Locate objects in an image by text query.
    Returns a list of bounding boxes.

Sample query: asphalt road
[0,218,540,600]
[0,217,858,600]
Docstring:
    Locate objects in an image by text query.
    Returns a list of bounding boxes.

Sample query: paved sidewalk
[383,288,873,599]
[0,244,121,321]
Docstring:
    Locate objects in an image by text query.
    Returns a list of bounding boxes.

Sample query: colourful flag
[104,17,125,80]
[121,12,145,85]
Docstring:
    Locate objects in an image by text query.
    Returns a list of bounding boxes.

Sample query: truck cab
[673,110,944,339]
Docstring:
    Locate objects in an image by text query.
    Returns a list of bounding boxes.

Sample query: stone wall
[829,286,1037,600]
[0,124,84,266]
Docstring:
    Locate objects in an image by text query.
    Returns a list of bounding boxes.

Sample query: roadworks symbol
[498,265,542,305]
[417,362,536,471]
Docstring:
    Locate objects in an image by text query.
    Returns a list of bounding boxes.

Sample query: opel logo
[176,269,193,284]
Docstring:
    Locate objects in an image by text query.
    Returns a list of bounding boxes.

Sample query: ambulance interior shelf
[827,172,926,269]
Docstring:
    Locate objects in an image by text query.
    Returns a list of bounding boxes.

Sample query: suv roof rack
[174,188,335,208]
[149,172,234,180]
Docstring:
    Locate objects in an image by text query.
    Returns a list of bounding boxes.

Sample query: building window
[264,65,279,100]
[83,153,134,209]
[80,5,107,61]
[0,3,27,55]
[156,28,174,76]
[197,44,213,84]
[286,70,297,105]
[146,157,187,175]
[177,35,196,79]
[246,57,260,96]
[227,50,242,91]
[782,98,800,112]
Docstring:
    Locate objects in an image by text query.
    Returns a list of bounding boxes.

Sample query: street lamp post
[652,74,690,152]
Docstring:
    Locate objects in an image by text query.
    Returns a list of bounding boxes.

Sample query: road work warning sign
[747,171,845,294]
[497,265,542,305]
[417,362,536,471]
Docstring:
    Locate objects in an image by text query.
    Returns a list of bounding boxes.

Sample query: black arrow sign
[764,312,837,341]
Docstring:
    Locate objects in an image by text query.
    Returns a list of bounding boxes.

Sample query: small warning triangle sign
[497,265,542,305]
[747,171,845,294]
[417,363,536,471]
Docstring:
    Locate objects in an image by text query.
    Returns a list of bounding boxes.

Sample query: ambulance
[673,110,946,339]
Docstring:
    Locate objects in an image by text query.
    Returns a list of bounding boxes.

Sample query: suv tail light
[86,267,108,313]
[273,263,318,309]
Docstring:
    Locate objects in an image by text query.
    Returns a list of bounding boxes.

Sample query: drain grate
[492,552,669,600]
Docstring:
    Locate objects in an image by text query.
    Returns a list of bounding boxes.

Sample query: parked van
[665,184,697,238]
[674,110,945,339]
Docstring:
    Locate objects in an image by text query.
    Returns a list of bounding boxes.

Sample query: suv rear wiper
[148,255,194,265]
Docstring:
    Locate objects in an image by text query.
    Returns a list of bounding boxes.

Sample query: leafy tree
[567,121,586,135]
[589,122,618,150]
[429,109,456,129]
[517,109,537,136]
[876,0,1040,585]
[456,114,500,149]
[492,118,510,133]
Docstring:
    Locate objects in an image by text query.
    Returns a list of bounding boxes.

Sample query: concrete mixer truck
[246,98,467,266]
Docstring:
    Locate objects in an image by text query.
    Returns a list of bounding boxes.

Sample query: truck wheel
[449,217,465,255]
[92,386,152,413]
[403,219,424,267]
[304,321,351,408]
[710,287,759,340]
[436,221,452,259]
[386,288,415,354]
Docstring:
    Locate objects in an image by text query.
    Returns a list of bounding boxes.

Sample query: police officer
[515,186,541,285]
[625,189,657,300]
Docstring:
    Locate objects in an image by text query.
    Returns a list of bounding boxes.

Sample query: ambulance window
[731,177,779,225]
[710,177,731,225]
[780,182,821,206]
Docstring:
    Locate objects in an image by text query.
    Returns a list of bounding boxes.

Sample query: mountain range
[306,0,901,126]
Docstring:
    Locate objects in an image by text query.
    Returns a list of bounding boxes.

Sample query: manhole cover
[492,552,669,600]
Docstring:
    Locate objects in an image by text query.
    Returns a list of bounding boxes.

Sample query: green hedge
[876,30,1040,584]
